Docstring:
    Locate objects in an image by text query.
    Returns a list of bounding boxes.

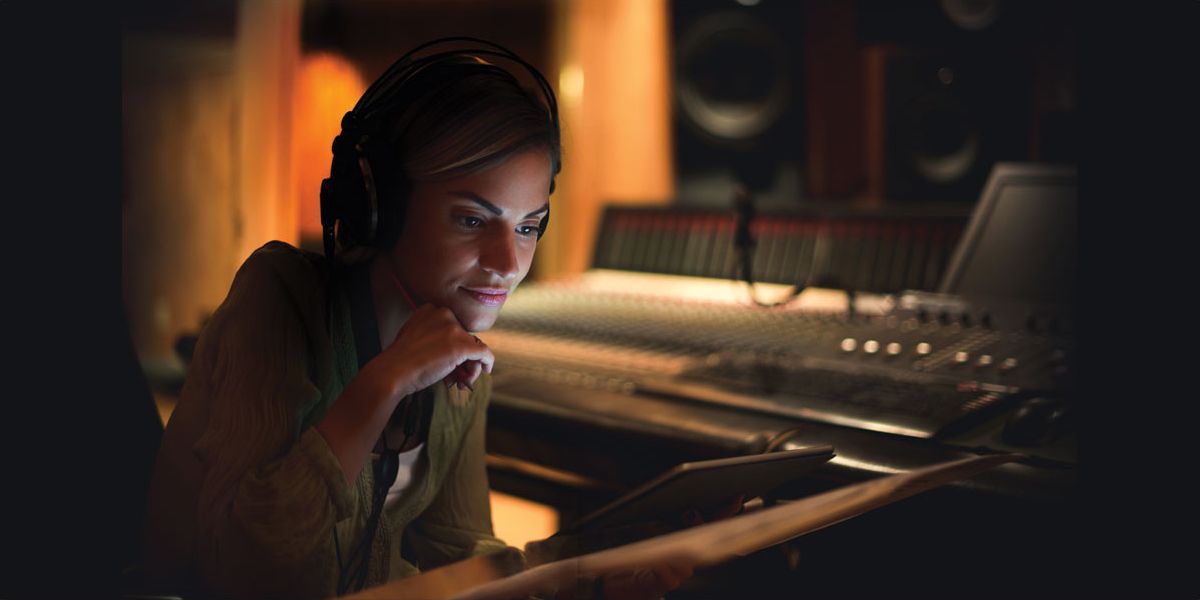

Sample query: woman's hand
[371,304,495,398]
[317,304,493,484]
[589,495,743,600]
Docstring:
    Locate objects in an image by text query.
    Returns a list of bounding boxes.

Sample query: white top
[383,442,425,509]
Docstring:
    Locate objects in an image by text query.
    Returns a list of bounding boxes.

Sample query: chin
[456,307,500,333]
[462,317,498,333]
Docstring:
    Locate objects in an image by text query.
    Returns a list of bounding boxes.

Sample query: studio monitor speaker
[875,48,1032,202]
[671,0,806,208]
[857,0,1040,202]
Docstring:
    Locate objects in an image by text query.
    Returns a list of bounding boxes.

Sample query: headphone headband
[357,37,558,129]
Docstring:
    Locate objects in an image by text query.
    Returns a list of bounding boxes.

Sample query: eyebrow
[449,191,549,219]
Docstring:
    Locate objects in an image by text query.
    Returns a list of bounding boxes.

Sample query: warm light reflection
[567,269,894,314]
[559,63,585,107]
[293,52,367,240]
[489,491,559,550]
[541,0,674,280]
[828,455,905,475]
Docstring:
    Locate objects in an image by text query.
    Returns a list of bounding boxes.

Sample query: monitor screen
[938,163,1076,310]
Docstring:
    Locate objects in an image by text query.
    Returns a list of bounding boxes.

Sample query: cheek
[393,230,453,287]
[516,243,538,278]
[430,237,483,283]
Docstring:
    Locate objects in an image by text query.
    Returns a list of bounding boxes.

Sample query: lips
[462,287,509,307]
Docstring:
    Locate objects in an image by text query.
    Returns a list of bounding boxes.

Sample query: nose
[480,229,520,280]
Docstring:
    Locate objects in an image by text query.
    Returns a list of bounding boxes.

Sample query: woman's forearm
[315,363,407,484]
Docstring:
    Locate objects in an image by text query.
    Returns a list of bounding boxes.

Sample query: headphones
[319,37,561,262]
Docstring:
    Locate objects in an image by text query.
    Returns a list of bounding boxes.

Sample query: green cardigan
[143,241,511,599]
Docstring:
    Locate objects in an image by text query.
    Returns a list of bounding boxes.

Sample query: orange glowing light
[293,52,366,240]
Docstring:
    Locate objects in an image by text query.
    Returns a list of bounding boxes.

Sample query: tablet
[562,445,835,534]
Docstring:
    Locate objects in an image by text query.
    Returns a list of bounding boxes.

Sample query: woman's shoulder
[232,241,333,297]
[211,241,338,329]
[242,240,329,280]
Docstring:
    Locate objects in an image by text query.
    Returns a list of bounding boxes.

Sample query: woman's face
[388,149,551,333]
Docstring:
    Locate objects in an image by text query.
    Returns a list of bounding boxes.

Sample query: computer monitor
[938,163,1076,311]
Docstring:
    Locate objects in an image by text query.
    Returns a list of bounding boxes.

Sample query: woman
[143,37,541,597]
[142,38,690,600]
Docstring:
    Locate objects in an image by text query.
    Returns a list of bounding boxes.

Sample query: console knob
[863,340,880,354]
[954,351,970,364]
[916,342,932,356]
[885,342,902,356]
[840,338,858,353]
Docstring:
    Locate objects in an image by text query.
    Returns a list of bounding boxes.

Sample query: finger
[449,364,474,391]
[452,336,493,382]
[465,359,483,384]
[458,333,493,359]
[470,349,494,376]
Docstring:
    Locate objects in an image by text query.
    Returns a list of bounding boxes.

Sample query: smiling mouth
[462,287,509,306]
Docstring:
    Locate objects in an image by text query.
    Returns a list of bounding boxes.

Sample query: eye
[516,223,541,237]
[457,215,484,229]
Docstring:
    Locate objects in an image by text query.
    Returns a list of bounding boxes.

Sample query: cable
[732,184,860,316]
[732,184,805,309]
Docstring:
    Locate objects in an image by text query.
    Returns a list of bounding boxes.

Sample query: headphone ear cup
[320,178,339,260]
[326,132,380,249]
[350,151,380,245]
[360,140,406,250]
